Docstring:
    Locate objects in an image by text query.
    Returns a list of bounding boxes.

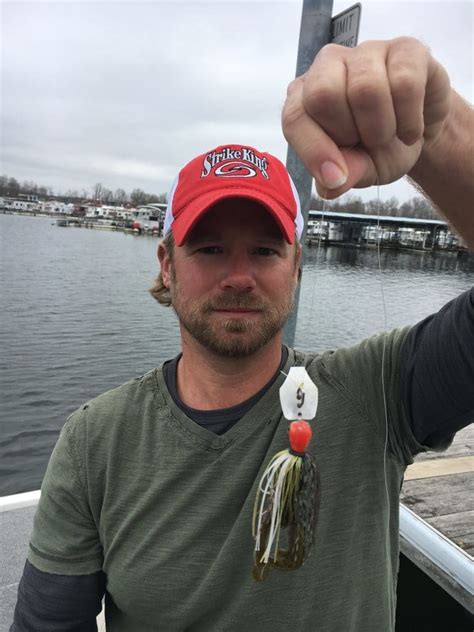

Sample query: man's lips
[213,308,261,313]
[211,307,263,316]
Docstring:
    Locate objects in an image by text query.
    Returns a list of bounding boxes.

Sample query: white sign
[279,367,319,421]
[331,3,362,48]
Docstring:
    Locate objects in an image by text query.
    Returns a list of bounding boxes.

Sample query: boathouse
[307,210,464,251]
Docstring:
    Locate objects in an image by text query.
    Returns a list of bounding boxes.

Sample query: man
[12,37,473,631]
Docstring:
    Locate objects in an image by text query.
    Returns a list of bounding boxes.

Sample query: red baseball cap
[163,144,303,246]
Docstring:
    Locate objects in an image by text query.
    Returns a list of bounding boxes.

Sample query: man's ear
[295,243,303,281]
[158,242,172,288]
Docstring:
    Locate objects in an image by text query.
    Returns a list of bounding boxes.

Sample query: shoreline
[2,208,471,255]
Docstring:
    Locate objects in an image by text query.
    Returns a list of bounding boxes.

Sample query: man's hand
[282,37,451,198]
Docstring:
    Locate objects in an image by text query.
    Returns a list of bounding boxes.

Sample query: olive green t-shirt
[28,329,431,631]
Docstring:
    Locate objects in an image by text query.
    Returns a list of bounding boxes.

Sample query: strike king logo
[201,147,269,180]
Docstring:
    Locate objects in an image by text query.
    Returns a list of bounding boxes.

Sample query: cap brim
[171,189,296,246]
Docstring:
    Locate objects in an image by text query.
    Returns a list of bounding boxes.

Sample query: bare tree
[382,196,399,217]
[342,195,365,214]
[0,175,8,195]
[64,190,80,201]
[93,183,103,202]
[114,188,129,206]
[130,188,147,206]
[412,196,436,219]
[101,188,114,204]
[7,177,20,197]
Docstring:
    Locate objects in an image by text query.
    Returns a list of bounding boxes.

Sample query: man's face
[159,199,301,359]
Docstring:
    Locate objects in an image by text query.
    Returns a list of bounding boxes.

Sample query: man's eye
[255,247,277,256]
[197,246,222,254]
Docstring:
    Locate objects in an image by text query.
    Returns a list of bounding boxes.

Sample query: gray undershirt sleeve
[400,287,474,447]
[11,560,105,631]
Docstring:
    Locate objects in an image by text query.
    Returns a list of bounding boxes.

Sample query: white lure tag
[279,367,319,421]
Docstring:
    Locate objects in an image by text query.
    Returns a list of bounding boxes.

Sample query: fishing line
[375,178,390,512]
[306,172,392,555]
[280,166,393,608]
[286,184,326,371]
[375,176,394,628]
[297,170,390,514]
[305,187,327,336]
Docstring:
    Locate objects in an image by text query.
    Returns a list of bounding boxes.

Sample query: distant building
[84,205,133,220]
[131,203,167,231]
[306,210,464,251]
[39,202,74,215]
[18,193,39,203]
[0,196,40,211]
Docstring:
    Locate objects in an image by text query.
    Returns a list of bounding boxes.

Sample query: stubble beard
[170,280,297,359]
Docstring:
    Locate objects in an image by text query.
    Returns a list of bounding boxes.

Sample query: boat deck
[399,425,473,611]
[1,427,472,630]
[401,425,473,555]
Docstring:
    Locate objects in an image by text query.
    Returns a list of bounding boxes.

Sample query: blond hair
[148,232,175,307]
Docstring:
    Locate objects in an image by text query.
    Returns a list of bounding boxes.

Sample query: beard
[170,282,297,359]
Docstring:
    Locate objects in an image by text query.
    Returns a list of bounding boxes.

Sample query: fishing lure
[252,367,321,581]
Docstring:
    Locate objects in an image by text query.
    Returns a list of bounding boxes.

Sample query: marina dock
[306,210,469,253]
[2,209,472,254]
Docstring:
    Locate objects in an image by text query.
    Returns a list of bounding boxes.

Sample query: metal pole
[283,0,334,347]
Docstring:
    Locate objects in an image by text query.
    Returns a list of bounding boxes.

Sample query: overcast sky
[1,0,472,203]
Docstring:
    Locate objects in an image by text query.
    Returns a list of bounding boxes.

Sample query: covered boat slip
[1,426,472,631]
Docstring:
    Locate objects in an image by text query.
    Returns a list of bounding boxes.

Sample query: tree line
[310,193,438,220]
[0,175,167,207]
[1,174,438,219]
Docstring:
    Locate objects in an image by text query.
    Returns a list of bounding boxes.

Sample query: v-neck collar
[154,347,298,452]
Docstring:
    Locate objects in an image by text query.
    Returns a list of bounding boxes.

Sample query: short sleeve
[28,412,103,575]
[318,327,428,466]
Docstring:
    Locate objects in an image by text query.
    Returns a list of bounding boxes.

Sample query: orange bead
[288,420,312,453]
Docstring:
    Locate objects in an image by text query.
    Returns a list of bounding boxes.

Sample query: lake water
[0,214,472,495]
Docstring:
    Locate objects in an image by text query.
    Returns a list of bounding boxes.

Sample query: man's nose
[219,252,257,292]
